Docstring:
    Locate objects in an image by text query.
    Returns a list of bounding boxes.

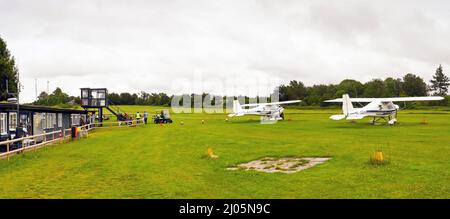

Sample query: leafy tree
[137,91,150,105]
[158,93,170,105]
[33,87,78,106]
[402,73,427,96]
[430,65,450,96]
[384,77,403,97]
[119,93,135,105]
[304,84,336,106]
[363,79,385,97]
[37,91,48,101]
[48,87,70,105]
[335,79,364,98]
[132,93,138,105]
[108,92,121,104]
[285,80,307,101]
[0,36,19,100]
[278,85,289,101]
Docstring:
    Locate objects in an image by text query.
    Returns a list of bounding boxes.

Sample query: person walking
[143,111,148,124]
[136,112,141,124]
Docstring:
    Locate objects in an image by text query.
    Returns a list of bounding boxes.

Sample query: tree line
[279,68,449,106]
[108,92,171,106]
[33,88,80,107]
[31,67,450,107]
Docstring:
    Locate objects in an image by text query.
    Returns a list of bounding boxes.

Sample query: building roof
[0,103,94,114]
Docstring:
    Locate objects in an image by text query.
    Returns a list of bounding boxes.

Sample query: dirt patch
[227,157,331,174]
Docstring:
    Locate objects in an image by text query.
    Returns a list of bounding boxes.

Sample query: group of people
[117,111,149,125]
[134,111,149,124]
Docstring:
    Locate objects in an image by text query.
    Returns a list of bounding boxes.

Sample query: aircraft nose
[395,104,400,110]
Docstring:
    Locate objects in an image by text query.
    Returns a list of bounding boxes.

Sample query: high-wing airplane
[228,100,301,120]
[324,94,444,125]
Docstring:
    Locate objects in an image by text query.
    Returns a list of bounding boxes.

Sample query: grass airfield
[0,106,449,198]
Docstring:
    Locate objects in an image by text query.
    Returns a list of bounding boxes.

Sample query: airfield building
[0,103,93,143]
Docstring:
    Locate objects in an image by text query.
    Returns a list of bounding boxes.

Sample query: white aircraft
[324,94,444,125]
[228,100,301,120]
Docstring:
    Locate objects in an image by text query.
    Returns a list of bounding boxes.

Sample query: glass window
[41,113,46,129]
[0,113,7,134]
[46,113,51,129]
[71,114,80,126]
[9,112,17,130]
[58,113,63,128]
[91,90,98,98]
[81,89,89,98]
[45,113,56,129]
[97,90,105,98]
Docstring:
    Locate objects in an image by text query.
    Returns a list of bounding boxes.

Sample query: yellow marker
[374,151,384,162]
[207,148,218,158]
[420,118,428,125]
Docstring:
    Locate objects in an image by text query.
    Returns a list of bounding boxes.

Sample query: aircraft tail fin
[342,94,354,116]
[233,100,243,114]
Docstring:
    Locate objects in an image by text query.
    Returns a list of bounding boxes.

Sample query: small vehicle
[154,110,173,124]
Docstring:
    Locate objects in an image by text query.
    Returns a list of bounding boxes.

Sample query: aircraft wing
[324,98,376,103]
[240,100,301,107]
[228,113,244,117]
[377,96,444,102]
[324,96,444,103]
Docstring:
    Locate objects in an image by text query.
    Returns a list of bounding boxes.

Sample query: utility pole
[47,80,49,105]
[35,78,37,100]
[17,71,20,123]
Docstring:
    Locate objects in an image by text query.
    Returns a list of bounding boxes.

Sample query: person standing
[143,111,148,124]
[136,112,141,124]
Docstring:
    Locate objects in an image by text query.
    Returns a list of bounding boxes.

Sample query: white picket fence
[0,119,145,160]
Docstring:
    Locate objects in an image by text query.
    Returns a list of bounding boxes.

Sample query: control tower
[80,88,120,123]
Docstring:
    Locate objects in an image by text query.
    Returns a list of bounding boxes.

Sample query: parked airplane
[228,100,301,120]
[324,94,444,125]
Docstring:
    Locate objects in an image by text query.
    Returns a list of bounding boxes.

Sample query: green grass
[0,106,449,198]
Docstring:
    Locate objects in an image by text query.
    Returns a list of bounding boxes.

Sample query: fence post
[6,142,9,161]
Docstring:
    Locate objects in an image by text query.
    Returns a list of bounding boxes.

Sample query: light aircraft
[324,94,444,125]
[228,100,301,120]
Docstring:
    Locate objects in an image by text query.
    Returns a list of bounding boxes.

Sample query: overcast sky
[1,0,450,103]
